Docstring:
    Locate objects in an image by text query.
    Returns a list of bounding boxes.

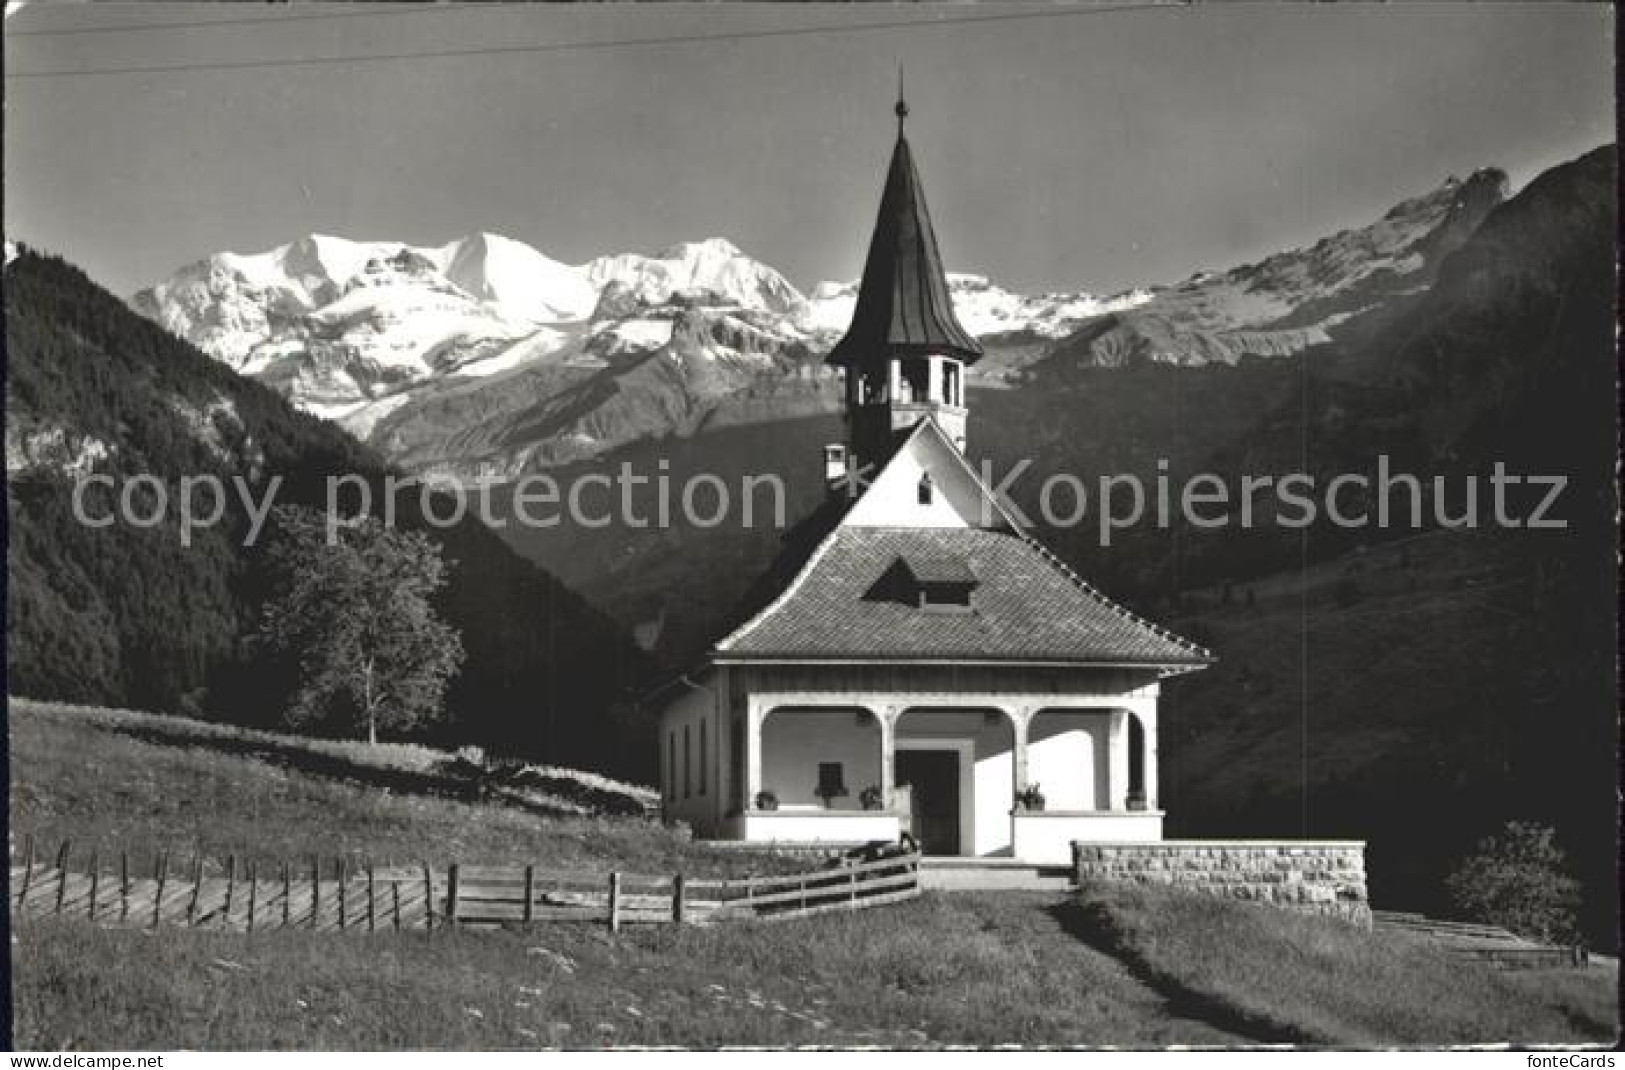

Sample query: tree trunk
[363,656,378,746]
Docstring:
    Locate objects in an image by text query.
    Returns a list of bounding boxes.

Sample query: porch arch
[1026,708,1114,811]
[1126,709,1147,810]
[757,705,883,812]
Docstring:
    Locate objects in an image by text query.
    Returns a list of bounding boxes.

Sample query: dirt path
[941,893,1272,1047]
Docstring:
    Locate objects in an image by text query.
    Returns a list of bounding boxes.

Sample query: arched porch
[1009,704,1164,863]
[730,690,1163,860]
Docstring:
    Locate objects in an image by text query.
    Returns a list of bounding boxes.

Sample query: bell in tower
[824,82,984,480]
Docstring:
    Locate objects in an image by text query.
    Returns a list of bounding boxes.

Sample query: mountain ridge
[135,166,1517,478]
[7,247,659,775]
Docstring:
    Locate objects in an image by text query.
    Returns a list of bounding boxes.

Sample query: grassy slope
[11,704,1240,1049]
[1160,527,1618,943]
[1071,887,1618,1047]
[8,699,777,879]
[12,897,1245,1050]
[10,701,1616,1049]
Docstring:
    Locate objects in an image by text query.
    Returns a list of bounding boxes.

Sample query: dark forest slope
[5,249,657,777]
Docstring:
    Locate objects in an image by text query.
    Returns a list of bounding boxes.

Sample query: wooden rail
[1372,910,1591,970]
[8,838,920,934]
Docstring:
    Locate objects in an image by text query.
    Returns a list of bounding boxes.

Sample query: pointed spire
[827,85,984,368]
[895,64,908,136]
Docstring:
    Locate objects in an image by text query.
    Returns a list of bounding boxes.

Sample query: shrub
[1446,821,1581,944]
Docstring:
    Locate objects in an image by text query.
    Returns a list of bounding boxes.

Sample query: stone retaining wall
[1073,841,1370,927]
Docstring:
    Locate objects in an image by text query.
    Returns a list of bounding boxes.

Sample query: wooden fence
[1372,910,1591,970]
[8,836,920,934]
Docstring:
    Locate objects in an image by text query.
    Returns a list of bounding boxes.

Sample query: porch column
[1009,706,1031,853]
[1107,708,1129,811]
[743,698,764,811]
[876,706,896,805]
[1010,705,1032,799]
[1143,705,1160,811]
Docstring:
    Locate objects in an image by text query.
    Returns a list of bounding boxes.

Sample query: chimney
[823,443,848,495]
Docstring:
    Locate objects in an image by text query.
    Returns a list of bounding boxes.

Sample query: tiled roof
[898,550,977,586]
[716,526,1210,665]
[826,132,985,367]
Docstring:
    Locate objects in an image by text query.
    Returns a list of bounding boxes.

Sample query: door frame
[894,738,975,856]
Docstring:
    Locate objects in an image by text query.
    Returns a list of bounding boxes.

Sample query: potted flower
[859,785,886,811]
[1015,784,1046,812]
[754,790,779,811]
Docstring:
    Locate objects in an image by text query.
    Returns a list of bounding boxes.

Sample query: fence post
[223,855,238,926]
[16,835,35,910]
[608,872,622,932]
[88,851,100,921]
[53,842,71,915]
[672,874,686,926]
[367,866,376,933]
[849,867,858,904]
[282,861,292,928]
[446,864,461,929]
[247,862,258,933]
[337,858,348,931]
[187,855,204,926]
[392,880,402,931]
[422,863,435,932]
[17,836,36,912]
[522,865,534,926]
[120,852,129,921]
[310,857,321,930]
[152,851,169,929]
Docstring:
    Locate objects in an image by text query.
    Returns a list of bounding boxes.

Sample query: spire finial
[895,64,908,133]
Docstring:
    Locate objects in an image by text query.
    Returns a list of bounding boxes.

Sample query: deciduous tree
[257,507,464,745]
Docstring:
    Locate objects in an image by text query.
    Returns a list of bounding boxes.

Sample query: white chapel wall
[759,708,883,811]
[842,431,992,529]
[660,683,722,834]
[1026,710,1111,811]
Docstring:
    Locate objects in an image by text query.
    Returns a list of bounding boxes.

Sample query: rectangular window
[816,761,848,804]
[699,719,708,796]
[683,725,692,799]
[900,357,930,403]
[919,582,975,613]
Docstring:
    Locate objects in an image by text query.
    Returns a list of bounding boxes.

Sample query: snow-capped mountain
[133,233,821,429]
[135,233,845,474]
[804,272,1152,341]
[1041,169,1509,370]
[137,229,1137,475]
[583,237,806,316]
[134,168,1510,476]
[132,233,593,414]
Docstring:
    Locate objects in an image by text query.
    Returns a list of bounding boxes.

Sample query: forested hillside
[5,249,658,777]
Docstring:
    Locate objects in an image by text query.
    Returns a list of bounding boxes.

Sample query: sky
[4,2,1614,299]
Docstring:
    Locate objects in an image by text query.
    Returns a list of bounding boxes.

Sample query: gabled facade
[656,93,1209,863]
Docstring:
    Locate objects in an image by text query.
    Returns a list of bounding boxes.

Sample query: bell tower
[824,82,984,485]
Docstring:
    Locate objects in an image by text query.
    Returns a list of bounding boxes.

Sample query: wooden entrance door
[896,750,960,855]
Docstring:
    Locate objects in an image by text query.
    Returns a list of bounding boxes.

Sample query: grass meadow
[9,699,1618,1049]
[1070,887,1619,1047]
